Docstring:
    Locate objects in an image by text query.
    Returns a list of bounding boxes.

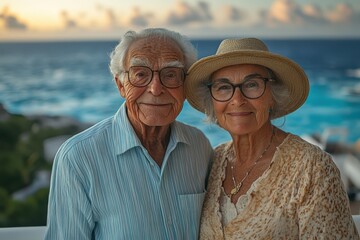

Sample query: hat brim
[185,50,309,118]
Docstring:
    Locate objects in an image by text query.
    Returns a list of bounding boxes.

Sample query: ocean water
[0,39,359,147]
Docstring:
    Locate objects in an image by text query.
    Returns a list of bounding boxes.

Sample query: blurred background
[0,0,359,227]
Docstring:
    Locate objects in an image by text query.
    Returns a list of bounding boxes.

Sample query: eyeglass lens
[210,77,267,101]
[128,66,184,88]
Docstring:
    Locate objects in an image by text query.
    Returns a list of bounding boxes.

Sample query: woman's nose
[230,87,246,104]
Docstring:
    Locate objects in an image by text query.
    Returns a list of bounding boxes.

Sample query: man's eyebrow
[129,58,151,67]
[160,61,184,68]
[129,59,184,69]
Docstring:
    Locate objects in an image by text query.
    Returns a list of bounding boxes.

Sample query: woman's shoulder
[214,141,233,155]
[210,141,233,166]
[283,134,328,154]
[280,133,334,168]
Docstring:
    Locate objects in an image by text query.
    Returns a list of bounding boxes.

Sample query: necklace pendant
[227,127,275,198]
[230,182,242,196]
[230,187,238,195]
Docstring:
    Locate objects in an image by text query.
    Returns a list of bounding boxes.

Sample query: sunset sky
[1,0,359,41]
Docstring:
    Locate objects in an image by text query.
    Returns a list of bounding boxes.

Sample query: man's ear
[115,76,126,98]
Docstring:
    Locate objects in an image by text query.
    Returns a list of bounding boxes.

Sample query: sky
[0,0,360,41]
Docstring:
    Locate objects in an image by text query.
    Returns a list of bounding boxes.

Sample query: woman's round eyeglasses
[207,77,273,102]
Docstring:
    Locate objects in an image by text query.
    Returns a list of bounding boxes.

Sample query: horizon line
[1,36,360,43]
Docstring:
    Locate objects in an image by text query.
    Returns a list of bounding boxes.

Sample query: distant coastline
[1,36,360,44]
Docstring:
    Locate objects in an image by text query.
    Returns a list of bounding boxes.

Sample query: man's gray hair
[109,28,197,83]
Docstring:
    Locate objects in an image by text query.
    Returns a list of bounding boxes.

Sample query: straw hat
[185,38,309,118]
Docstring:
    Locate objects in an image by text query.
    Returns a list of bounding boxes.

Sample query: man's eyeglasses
[207,77,273,102]
[125,66,186,88]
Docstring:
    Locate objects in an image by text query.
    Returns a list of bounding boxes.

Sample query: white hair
[109,28,197,83]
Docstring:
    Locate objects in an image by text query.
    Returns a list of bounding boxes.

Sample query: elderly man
[45,28,213,239]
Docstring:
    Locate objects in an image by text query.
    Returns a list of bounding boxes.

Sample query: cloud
[324,3,360,26]
[60,10,77,28]
[301,4,327,24]
[302,4,322,18]
[325,3,353,23]
[218,5,246,23]
[96,4,118,28]
[96,4,153,28]
[259,0,360,28]
[105,9,117,27]
[0,6,27,30]
[128,7,154,27]
[166,1,212,26]
[266,0,305,25]
[2,0,360,41]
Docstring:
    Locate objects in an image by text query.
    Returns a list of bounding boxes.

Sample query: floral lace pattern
[220,187,248,226]
[200,134,359,239]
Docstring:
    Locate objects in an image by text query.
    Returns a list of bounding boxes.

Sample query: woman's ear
[115,76,126,98]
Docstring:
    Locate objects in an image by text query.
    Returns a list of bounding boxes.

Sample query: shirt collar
[112,102,190,156]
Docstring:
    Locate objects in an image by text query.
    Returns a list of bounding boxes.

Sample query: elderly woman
[185,38,359,239]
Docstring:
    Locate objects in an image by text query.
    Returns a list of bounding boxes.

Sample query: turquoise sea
[0,39,359,146]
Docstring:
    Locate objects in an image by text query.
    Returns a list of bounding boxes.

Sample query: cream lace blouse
[200,134,359,239]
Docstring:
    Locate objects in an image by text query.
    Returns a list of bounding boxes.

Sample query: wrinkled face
[211,64,274,136]
[115,37,185,127]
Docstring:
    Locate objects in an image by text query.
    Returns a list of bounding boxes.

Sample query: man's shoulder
[174,121,210,140]
[173,121,212,147]
[174,120,205,135]
[58,116,114,154]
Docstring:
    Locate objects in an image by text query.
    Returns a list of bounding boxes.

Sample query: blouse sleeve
[44,152,95,240]
[297,149,359,239]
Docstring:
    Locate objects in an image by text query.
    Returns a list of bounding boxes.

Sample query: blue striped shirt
[45,103,213,240]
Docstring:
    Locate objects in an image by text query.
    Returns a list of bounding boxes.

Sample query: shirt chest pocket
[177,192,206,239]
